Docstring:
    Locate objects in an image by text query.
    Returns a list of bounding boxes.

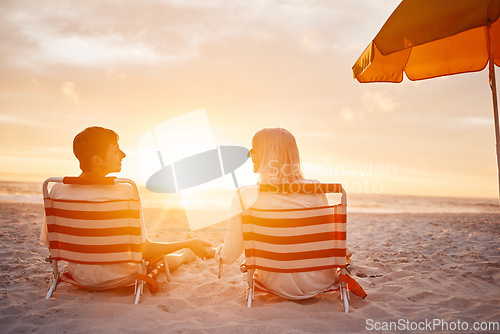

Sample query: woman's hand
[186,239,215,259]
[214,245,223,264]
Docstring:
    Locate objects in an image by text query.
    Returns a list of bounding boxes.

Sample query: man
[41,126,214,289]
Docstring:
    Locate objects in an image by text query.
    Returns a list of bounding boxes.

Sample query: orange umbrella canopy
[353,0,500,82]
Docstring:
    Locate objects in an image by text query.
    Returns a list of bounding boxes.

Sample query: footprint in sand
[158,305,169,312]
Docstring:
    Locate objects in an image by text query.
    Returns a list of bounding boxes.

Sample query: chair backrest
[241,183,347,273]
[43,177,143,265]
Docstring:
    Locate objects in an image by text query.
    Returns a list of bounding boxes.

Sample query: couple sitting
[41,126,345,299]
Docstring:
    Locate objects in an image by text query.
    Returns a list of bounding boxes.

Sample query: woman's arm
[216,186,258,264]
[216,213,244,265]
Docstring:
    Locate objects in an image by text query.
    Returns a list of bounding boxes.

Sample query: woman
[215,128,342,300]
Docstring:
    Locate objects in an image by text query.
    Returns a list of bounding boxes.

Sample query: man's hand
[187,239,215,259]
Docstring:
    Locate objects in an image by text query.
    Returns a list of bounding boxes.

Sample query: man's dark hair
[73,126,119,172]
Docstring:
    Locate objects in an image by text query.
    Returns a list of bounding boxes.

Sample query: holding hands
[186,239,216,259]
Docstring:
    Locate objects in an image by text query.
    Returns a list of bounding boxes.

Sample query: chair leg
[218,263,223,279]
[341,286,349,313]
[134,280,143,304]
[246,270,254,308]
[247,288,253,308]
[46,272,59,299]
[340,268,349,313]
[45,259,60,299]
[134,261,146,304]
[162,255,172,282]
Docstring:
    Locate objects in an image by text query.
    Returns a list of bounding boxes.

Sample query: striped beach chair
[240,183,366,313]
[42,177,168,304]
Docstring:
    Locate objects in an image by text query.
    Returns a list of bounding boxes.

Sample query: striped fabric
[242,204,347,273]
[44,197,143,265]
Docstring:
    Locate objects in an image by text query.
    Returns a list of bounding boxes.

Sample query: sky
[0,0,498,199]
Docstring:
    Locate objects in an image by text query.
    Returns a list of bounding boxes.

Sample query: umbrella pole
[488,15,500,202]
[490,61,500,202]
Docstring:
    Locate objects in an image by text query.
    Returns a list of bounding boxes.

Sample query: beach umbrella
[352,0,500,198]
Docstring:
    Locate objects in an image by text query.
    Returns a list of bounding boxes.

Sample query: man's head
[73,126,126,176]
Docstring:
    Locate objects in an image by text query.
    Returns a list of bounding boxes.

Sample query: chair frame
[240,183,350,312]
[43,176,155,304]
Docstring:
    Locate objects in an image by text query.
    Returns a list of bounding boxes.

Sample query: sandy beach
[0,200,499,333]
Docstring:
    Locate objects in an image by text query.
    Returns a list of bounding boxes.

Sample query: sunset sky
[0,0,498,198]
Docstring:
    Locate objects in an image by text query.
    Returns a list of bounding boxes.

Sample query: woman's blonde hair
[252,128,304,184]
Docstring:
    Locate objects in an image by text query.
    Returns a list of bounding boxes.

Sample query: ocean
[1,180,498,214]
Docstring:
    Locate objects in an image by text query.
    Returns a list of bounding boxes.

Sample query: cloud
[300,30,329,52]
[362,91,399,113]
[106,68,127,80]
[28,78,41,86]
[0,0,403,68]
[0,114,46,127]
[340,107,364,121]
[341,90,399,122]
[25,29,166,66]
[458,116,492,127]
[60,81,79,104]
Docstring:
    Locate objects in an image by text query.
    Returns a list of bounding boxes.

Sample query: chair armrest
[63,177,116,185]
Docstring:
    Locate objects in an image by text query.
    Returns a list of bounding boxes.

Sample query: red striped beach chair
[240,183,366,313]
[42,177,169,304]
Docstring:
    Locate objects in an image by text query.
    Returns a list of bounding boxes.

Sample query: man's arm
[142,238,214,259]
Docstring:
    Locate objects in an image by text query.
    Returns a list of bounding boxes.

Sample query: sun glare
[138,109,221,190]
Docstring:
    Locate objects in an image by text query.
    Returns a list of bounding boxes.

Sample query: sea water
[1,180,498,214]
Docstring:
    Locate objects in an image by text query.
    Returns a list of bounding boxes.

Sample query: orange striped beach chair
[240,183,366,313]
[42,177,168,304]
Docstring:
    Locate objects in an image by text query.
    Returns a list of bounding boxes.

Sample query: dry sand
[0,201,499,333]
